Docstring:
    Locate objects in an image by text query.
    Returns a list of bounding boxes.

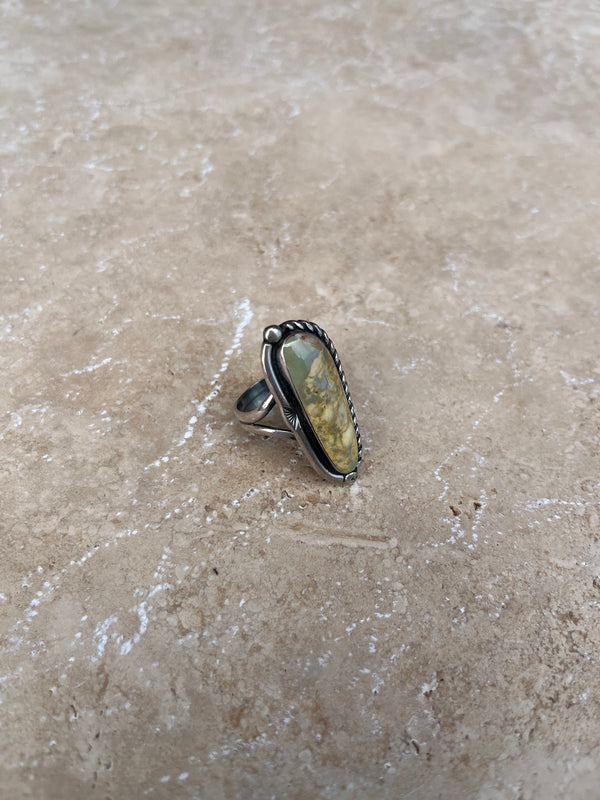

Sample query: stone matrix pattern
[1,2,599,799]
[280,331,359,475]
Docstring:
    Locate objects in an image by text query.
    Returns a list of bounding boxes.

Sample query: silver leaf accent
[283,407,299,430]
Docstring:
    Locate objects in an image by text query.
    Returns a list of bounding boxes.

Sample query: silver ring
[235,320,362,483]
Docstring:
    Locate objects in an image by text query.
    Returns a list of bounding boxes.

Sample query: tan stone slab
[1,1,599,799]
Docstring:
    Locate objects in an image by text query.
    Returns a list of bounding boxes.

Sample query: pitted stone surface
[1,2,599,800]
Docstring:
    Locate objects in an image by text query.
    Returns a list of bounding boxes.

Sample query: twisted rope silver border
[279,319,363,468]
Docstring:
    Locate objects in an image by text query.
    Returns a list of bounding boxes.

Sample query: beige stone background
[1,1,600,798]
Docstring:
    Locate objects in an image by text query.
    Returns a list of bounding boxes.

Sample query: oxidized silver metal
[235,320,362,483]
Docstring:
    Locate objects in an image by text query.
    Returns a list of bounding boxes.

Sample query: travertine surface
[1,2,599,798]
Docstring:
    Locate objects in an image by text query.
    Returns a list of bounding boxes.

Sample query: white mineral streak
[59,357,112,377]
[146,297,253,464]
[193,297,254,418]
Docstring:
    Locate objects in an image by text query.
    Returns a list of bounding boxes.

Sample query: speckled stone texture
[1,2,599,799]
[280,330,359,475]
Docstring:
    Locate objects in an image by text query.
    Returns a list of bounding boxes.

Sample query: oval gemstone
[280,332,358,474]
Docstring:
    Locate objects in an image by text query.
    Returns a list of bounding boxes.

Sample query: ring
[235,320,362,483]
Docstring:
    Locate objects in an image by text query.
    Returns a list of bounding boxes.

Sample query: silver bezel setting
[261,320,362,483]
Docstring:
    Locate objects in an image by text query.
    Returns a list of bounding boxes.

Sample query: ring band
[235,320,362,483]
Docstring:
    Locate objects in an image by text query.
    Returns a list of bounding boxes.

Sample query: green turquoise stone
[280,332,358,474]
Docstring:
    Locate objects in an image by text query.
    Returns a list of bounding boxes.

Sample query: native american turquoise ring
[235,320,362,483]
